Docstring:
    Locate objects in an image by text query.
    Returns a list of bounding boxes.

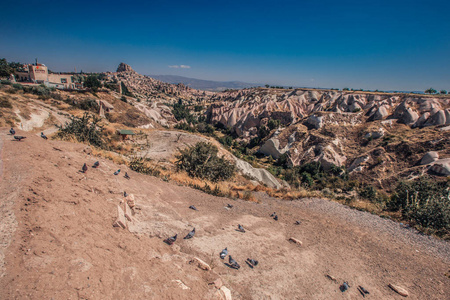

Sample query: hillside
[0,130,449,299]
[149,75,261,92]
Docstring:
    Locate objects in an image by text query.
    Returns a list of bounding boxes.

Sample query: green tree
[425,88,437,94]
[0,58,12,77]
[440,90,447,95]
[84,75,102,92]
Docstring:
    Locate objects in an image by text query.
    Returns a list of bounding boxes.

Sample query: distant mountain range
[148,75,262,91]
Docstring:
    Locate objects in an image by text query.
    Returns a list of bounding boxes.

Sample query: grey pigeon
[114,169,120,175]
[273,215,278,221]
[92,161,99,168]
[184,228,195,239]
[41,132,48,140]
[164,234,177,245]
[270,212,276,217]
[226,204,233,209]
[14,136,26,141]
[124,172,130,179]
[82,163,88,173]
[237,224,245,233]
[295,220,301,225]
[220,247,228,259]
[10,128,15,135]
[124,191,128,197]
[340,282,349,292]
[189,205,197,211]
[247,258,258,266]
[228,255,240,269]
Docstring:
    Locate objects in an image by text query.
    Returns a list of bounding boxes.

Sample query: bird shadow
[224,263,239,270]
[235,229,245,233]
[245,261,254,269]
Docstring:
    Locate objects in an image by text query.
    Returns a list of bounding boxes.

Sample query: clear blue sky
[1,0,449,91]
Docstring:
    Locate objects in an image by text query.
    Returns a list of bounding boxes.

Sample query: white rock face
[233,157,283,189]
[348,155,370,172]
[307,115,323,129]
[424,110,448,127]
[372,106,389,120]
[430,159,450,176]
[364,128,385,139]
[420,151,439,165]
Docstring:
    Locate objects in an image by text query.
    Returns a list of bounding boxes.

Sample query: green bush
[129,156,161,177]
[175,142,235,182]
[56,113,104,148]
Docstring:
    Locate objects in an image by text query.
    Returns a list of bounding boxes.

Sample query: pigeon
[270,212,276,217]
[358,286,369,295]
[226,204,233,209]
[273,215,278,221]
[82,163,88,173]
[40,132,48,140]
[9,128,15,135]
[14,136,26,141]
[340,282,349,292]
[237,224,245,233]
[164,234,177,245]
[219,247,228,259]
[247,258,258,266]
[92,161,99,168]
[228,255,240,269]
[189,205,197,211]
[124,191,128,197]
[124,172,130,179]
[295,220,301,225]
[114,169,121,175]
[183,228,195,239]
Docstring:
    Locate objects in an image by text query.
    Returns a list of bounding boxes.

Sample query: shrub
[0,96,13,108]
[175,142,235,182]
[56,113,104,148]
[129,156,161,177]
[268,119,280,130]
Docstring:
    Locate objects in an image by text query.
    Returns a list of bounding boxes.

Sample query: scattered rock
[117,62,135,73]
[113,205,126,229]
[289,237,302,246]
[388,283,409,297]
[124,202,133,222]
[219,286,232,300]
[125,194,135,208]
[364,128,385,139]
[194,257,211,271]
[173,279,190,290]
[306,115,323,129]
[326,274,337,282]
[429,159,450,176]
[212,278,223,289]
[420,151,439,165]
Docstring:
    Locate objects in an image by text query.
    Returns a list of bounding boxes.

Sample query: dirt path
[0,130,448,299]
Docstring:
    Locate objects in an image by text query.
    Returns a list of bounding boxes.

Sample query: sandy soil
[0,128,449,299]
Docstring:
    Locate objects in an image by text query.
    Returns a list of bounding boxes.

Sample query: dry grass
[91,147,127,165]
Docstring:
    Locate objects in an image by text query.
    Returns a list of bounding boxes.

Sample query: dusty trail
[0,129,448,299]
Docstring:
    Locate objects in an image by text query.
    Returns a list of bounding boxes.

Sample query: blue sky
[1,0,449,91]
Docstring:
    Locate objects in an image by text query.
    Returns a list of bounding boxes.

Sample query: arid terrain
[0,129,449,299]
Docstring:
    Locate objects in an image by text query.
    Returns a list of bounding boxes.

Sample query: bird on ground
[228,256,240,269]
[295,220,301,225]
[273,215,278,221]
[189,205,197,211]
[247,258,259,266]
[92,161,99,168]
[124,191,128,197]
[14,136,26,141]
[270,212,276,217]
[184,228,195,239]
[226,204,233,209]
[220,247,228,259]
[164,234,177,245]
[9,128,15,135]
[124,172,130,179]
[358,286,369,295]
[82,163,88,173]
[40,132,48,140]
[340,282,349,292]
[114,169,121,175]
[237,224,245,233]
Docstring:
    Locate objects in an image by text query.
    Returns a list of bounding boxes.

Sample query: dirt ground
[0,128,449,299]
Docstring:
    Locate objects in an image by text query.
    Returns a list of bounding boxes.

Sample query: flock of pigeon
[9,127,48,141]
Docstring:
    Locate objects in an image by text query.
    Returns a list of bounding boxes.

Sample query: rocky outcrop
[117,62,135,73]
[420,151,439,165]
[429,159,450,176]
[423,110,449,127]
[233,157,284,189]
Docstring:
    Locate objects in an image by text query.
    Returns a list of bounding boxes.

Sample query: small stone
[326,274,337,282]
[194,257,211,271]
[213,278,223,289]
[389,283,409,297]
[289,237,302,246]
[173,279,190,290]
[126,194,135,208]
[219,286,232,300]
[124,202,133,222]
[113,205,126,229]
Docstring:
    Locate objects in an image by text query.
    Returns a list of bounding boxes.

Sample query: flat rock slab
[389,283,409,297]
[219,286,232,300]
[194,257,211,271]
[124,202,133,222]
[113,205,127,229]
[289,237,302,246]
